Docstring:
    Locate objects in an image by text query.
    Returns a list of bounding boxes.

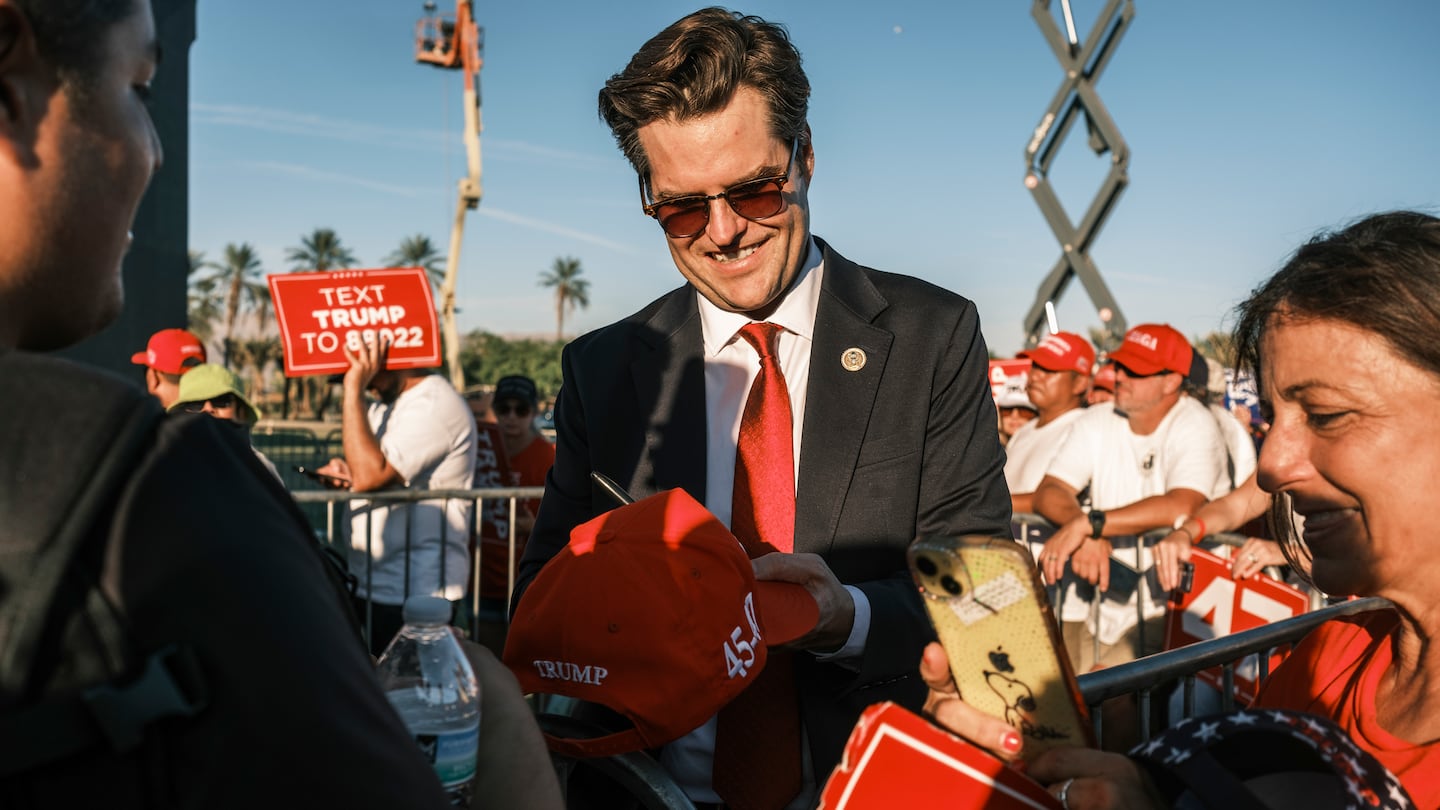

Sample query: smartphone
[1103,557,1142,603]
[293,465,350,486]
[909,535,1093,761]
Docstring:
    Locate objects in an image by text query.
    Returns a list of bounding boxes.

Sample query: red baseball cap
[1092,363,1116,392]
[130,328,206,374]
[1018,331,1095,374]
[503,488,819,758]
[1108,323,1191,376]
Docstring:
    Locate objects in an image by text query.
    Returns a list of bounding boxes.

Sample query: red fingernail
[1001,730,1022,754]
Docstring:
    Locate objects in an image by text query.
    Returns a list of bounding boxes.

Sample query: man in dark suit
[513,8,1010,807]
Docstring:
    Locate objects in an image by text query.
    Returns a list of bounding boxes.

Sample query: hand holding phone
[909,535,1092,763]
[294,465,351,488]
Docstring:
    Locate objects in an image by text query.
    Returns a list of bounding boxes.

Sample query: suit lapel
[795,241,892,554]
[630,288,708,501]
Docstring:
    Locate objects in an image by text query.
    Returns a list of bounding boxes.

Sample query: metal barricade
[1012,512,1377,745]
[291,486,544,648]
[1076,596,1390,746]
[1012,513,1294,664]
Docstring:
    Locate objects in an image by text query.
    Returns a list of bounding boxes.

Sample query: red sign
[268,267,441,376]
[988,359,1031,397]
[1163,548,1309,703]
[819,702,1059,810]
[989,358,1032,408]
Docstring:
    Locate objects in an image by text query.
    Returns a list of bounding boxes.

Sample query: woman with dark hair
[921,211,1440,808]
[1228,210,1440,802]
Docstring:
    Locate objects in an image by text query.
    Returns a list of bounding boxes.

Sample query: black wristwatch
[1087,509,1106,538]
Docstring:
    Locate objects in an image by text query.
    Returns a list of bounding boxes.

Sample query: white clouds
[192,102,605,166]
[193,103,448,152]
[478,208,638,253]
[241,160,432,197]
[214,159,633,257]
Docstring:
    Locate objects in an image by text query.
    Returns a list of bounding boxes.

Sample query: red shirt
[1256,609,1440,807]
[506,433,555,516]
[476,433,554,600]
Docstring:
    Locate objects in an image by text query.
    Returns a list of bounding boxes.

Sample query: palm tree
[283,228,355,419]
[286,227,357,271]
[384,233,446,289]
[538,256,590,341]
[209,243,264,367]
[1193,331,1237,367]
[235,337,281,403]
[187,250,223,341]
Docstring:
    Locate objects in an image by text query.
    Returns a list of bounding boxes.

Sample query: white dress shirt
[660,239,872,807]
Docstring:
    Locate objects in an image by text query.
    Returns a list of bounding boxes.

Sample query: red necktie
[713,322,802,810]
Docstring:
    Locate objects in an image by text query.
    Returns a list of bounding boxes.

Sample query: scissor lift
[1022,0,1134,350]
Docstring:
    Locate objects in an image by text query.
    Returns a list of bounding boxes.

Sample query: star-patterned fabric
[1129,709,1414,810]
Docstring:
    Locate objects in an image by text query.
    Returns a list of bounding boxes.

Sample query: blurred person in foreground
[511,7,1010,807]
[129,326,205,407]
[0,0,558,804]
[921,211,1440,808]
[1005,332,1094,514]
[318,337,478,656]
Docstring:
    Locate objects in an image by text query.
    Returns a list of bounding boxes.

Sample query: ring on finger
[1057,777,1075,810]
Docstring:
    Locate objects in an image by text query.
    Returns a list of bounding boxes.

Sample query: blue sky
[189,1,1439,357]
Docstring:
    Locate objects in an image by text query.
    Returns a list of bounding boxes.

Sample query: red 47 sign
[1163,547,1309,703]
[268,268,440,376]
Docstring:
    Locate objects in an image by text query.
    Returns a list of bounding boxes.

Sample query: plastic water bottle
[376,595,480,806]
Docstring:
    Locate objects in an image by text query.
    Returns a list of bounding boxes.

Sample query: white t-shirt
[347,374,478,603]
[1044,397,1230,639]
[1004,407,1086,496]
[1210,401,1258,488]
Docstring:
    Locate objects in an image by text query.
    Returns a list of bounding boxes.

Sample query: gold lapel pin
[841,348,867,372]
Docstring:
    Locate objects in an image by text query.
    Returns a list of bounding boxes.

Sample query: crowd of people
[993,323,1271,673]
[3,0,1438,808]
[933,210,1440,809]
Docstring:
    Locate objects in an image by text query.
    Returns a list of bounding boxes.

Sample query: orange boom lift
[415,0,483,389]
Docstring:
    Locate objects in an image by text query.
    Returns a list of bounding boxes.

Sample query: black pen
[590,471,635,506]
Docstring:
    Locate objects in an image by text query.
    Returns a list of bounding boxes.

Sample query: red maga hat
[1019,331,1095,375]
[130,328,206,375]
[503,488,819,759]
[1108,323,1192,377]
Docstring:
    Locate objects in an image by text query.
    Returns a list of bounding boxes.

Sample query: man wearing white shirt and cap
[1005,331,1095,515]
[1034,323,1229,670]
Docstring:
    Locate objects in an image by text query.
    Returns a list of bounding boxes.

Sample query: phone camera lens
[940,575,963,596]
[915,555,938,576]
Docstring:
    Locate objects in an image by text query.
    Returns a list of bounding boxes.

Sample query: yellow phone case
[909,535,1093,761]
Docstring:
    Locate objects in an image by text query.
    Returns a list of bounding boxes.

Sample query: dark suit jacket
[514,238,1012,777]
